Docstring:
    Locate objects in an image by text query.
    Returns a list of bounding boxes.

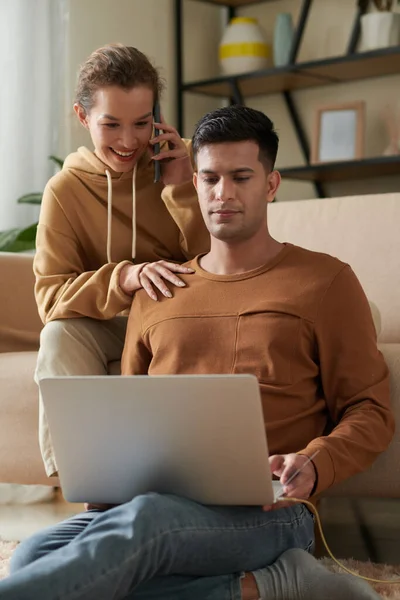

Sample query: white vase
[360,12,400,51]
[219,17,271,76]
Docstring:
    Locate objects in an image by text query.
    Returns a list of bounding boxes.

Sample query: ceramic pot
[219,17,271,76]
[360,12,400,51]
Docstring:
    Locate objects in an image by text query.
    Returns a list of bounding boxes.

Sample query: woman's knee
[39,319,86,350]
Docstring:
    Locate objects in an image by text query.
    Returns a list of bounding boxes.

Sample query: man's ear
[267,170,281,203]
[73,103,89,129]
[193,171,198,192]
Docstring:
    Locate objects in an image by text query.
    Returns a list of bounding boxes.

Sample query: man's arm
[299,265,395,495]
[121,293,152,375]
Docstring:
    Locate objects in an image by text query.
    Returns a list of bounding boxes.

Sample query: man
[2,106,390,600]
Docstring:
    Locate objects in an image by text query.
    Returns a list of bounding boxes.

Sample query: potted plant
[0,156,63,253]
[360,0,400,51]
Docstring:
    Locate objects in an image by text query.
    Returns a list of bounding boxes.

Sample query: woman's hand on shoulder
[119,261,194,301]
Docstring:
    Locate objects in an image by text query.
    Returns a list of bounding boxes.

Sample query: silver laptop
[40,374,283,506]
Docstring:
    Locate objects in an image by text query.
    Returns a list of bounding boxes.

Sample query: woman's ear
[73,103,89,129]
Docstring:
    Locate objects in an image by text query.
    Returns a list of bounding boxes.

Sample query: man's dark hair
[192,105,279,169]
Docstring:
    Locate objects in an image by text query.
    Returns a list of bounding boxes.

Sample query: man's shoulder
[133,258,197,320]
[288,243,348,281]
[281,244,351,320]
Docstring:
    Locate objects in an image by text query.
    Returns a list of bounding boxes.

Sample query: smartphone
[153,101,161,183]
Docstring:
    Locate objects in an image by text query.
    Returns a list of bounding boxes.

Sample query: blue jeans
[5,493,314,600]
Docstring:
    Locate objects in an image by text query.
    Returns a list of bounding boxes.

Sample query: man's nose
[216,178,235,202]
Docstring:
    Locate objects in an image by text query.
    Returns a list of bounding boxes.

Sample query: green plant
[372,0,400,10]
[0,155,63,253]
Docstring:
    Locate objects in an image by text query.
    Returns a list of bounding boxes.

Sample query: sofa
[0,192,399,499]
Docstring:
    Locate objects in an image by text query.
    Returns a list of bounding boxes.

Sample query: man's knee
[127,493,195,531]
[9,531,50,573]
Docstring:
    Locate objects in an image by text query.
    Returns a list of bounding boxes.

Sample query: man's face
[193,141,279,243]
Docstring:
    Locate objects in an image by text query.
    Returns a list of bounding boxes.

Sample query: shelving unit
[175,0,400,197]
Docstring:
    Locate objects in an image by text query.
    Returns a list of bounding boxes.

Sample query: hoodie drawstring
[105,165,137,264]
[131,164,137,261]
[105,170,113,264]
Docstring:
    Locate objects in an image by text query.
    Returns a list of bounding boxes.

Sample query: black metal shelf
[183,46,400,98]
[175,0,400,197]
[279,155,400,183]
[190,0,275,6]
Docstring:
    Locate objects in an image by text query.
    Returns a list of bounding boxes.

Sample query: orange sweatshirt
[34,143,209,324]
[122,244,395,496]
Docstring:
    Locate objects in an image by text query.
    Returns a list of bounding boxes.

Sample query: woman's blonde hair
[75,43,164,113]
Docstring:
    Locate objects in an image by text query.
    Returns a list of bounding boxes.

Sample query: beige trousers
[35,317,128,477]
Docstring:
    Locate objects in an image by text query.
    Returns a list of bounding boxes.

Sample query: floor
[0,492,399,566]
[0,489,84,541]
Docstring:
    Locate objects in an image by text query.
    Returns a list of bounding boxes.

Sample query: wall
[61,0,222,154]
[60,0,400,201]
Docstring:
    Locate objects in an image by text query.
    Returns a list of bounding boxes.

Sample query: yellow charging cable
[286,497,400,585]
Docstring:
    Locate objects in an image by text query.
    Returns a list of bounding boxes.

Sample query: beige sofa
[0,192,399,499]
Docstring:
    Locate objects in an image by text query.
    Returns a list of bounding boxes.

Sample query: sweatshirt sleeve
[299,265,395,495]
[121,294,152,375]
[34,182,133,324]
[161,139,210,259]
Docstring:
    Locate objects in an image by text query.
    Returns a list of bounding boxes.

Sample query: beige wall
[61,0,400,201]
[61,0,222,154]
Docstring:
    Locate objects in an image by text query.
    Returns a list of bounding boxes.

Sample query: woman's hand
[150,116,193,186]
[119,261,194,301]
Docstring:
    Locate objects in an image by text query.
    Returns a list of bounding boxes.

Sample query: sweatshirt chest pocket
[233,313,301,385]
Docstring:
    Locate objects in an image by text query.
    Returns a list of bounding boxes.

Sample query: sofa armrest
[324,343,400,498]
[0,252,42,353]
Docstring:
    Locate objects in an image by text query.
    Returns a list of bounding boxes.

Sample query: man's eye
[234,177,250,182]
[104,123,119,129]
[203,178,218,185]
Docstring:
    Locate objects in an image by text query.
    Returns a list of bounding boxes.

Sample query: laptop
[39,374,283,506]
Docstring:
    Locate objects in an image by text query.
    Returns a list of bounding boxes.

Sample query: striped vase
[219,17,271,76]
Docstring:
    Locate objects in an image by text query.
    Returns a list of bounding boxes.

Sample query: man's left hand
[263,453,317,512]
[150,116,193,186]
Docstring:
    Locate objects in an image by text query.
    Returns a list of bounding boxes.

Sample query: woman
[33,43,209,478]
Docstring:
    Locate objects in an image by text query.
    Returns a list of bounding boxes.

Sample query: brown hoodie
[34,142,209,323]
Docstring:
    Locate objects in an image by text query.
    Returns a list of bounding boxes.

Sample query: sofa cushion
[0,253,41,353]
[0,351,58,486]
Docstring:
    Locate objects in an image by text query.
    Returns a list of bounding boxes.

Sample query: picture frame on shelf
[311,101,365,164]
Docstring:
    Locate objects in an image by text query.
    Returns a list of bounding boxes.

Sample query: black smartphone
[153,101,161,183]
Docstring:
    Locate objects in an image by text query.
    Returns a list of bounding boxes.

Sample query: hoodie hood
[63,147,153,262]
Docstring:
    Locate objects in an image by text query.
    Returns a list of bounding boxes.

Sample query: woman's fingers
[139,261,194,301]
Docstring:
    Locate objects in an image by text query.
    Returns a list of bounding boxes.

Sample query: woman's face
[74,85,154,172]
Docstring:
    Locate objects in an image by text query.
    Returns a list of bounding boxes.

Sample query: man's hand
[84,503,117,511]
[119,261,194,300]
[263,453,317,512]
[150,116,193,186]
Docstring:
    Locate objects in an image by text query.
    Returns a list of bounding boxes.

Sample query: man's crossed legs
[4,493,379,599]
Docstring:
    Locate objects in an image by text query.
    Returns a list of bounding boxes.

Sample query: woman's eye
[136,121,150,128]
[104,123,119,129]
